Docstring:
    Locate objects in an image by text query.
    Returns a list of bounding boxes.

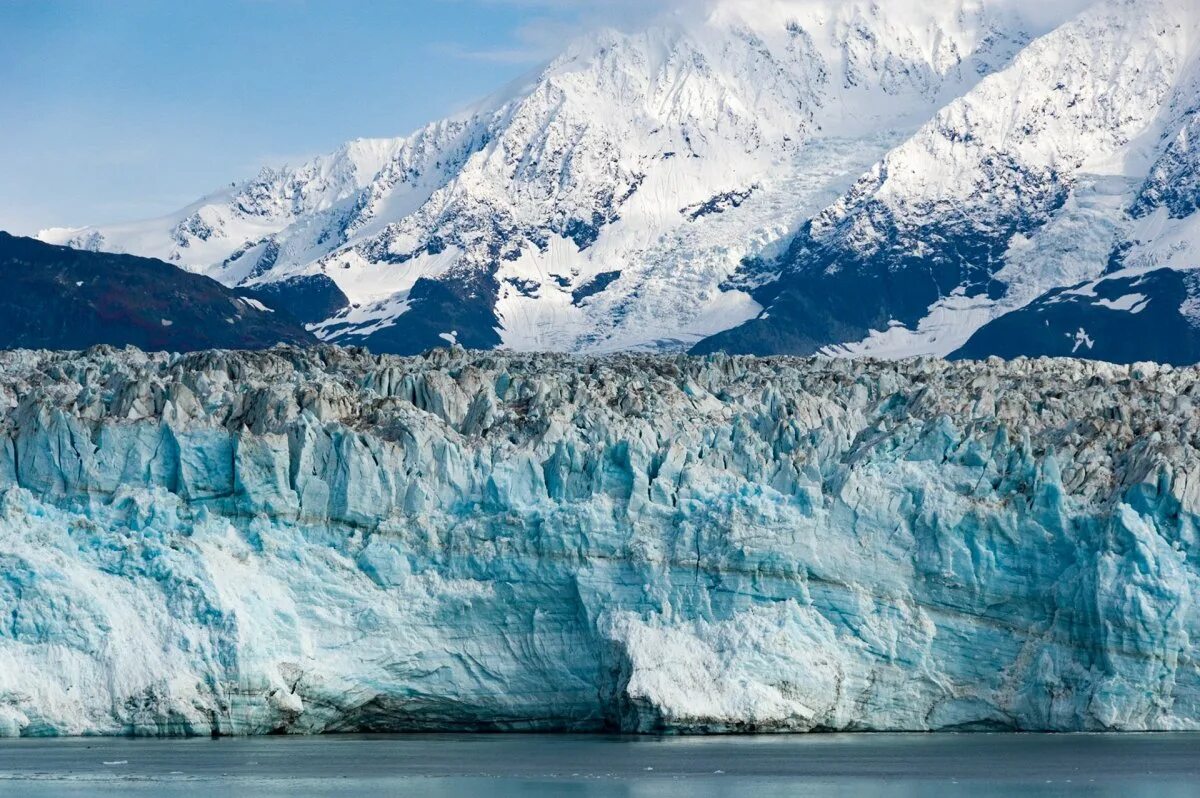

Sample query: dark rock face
[333,272,503,355]
[952,268,1200,365]
[680,186,758,221]
[239,274,350,326]
[0,232,315,352]
[571,271,622,307]
[694,219,1034,357]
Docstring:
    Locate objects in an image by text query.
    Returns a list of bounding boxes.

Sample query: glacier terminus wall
[1,345,1199,736]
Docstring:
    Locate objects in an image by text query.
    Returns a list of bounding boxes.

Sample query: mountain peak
[37,0,1200,364]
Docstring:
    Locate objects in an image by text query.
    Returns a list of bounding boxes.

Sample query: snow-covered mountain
[698,0,1200,361]
[38,0,1200,361]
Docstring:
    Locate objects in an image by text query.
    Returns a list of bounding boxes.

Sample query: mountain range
[35,0,1200,363]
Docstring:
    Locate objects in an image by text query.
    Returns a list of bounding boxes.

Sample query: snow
[3,346,1200,735]
[821,292,999,360]
[1071,327,1096,351]
[240,298,273,313]
[1182,280,1200,325]
[1094,293,1149,312]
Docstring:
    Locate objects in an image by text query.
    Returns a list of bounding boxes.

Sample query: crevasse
[0,345,1198,736]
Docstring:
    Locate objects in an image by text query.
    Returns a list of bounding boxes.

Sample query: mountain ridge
[38,0,1200,363]
[0,232,315,352]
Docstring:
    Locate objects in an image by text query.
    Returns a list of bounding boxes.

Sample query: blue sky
[0,0,662,235]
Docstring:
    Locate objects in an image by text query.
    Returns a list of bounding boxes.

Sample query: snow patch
[240,298,274,313]
[1070,328,1096,352]
[1094,293,1149,312]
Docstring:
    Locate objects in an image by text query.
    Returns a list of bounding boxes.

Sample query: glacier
[1,344,1199,737]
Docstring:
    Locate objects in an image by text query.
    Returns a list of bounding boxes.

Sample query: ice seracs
[3,346,1200,735]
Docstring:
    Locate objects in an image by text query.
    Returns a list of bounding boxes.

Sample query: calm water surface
[1,732,1197,797]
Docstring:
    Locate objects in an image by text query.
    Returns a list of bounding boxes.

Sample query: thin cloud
[431,0,1097,68]
[432,0,702,64]
[430,42,550,64]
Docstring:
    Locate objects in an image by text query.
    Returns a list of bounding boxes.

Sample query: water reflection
[1,732,1195,797]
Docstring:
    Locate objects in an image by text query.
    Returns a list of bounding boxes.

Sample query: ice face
[0,345,1198,736]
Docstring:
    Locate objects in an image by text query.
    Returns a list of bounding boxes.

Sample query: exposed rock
[0,233,315,352]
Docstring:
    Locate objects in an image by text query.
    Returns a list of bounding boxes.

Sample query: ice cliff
[1,345,1199,736]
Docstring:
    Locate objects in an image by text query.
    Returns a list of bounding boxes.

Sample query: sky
[0,0,670,235]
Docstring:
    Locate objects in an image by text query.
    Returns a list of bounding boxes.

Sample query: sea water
[1,733,1198,797]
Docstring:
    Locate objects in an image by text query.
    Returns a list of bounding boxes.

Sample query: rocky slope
[952,267,1200,363]
[0,233,314,352]
[1,346,1199,735]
